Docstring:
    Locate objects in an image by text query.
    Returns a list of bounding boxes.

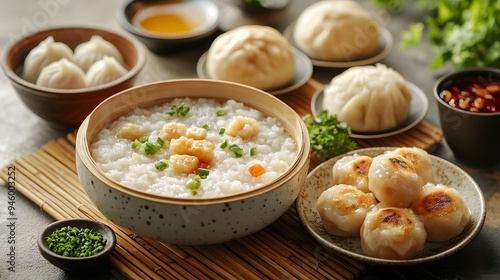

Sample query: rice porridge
[91,98,298,198]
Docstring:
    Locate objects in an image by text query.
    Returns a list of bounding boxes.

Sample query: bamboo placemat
[0,78,443,279]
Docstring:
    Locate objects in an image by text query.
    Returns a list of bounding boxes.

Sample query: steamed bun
[293,0,380,61]
[322,64,412,133]
[22,36,73,83]
[206,25,295,91]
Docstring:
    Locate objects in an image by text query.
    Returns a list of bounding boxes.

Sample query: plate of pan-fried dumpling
[312,63,428,139]
[197,25,313,95]
[296,147,486,266]
[283,0,393,68]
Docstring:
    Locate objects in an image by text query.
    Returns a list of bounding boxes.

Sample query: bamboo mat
[0,78,443,279]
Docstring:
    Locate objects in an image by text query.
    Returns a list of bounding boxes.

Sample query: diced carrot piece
[248,164,266,177]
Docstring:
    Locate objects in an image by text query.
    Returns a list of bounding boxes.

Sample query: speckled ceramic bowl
[75,79,310,245]
[296,147,486,266]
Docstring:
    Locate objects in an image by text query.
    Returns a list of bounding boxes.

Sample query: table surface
[1,0,499,279]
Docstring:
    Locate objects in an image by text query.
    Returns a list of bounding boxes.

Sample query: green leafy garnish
[202,124,209,130]
[302,110,357,162]
[372,0,500,69]
[131,135,149,150]
[250,147,257,156]
[219,128,226,135]
[229,144,244,158]
[45,226,107,257]
[166,102,190,116]
[216,109,227,116]
[144,137,165,155]
[186,175,202,195]
[220,139,229,149]
[155,161,168,171]
[198,168,210,179]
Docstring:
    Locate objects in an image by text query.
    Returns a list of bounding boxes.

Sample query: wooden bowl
[0,26,146,131]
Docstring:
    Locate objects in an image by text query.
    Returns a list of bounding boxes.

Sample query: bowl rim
[76,78,310,205]
[0,25,146,95]
[433,67,500,116]
[118,0,220,40]
[38,218,116,260]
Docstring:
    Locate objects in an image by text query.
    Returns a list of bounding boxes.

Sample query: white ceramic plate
[296,147,486,266]
[283,22,393,68]
[196,48,313,95]
[311,82,429,139]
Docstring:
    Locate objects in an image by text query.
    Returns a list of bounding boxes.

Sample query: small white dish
[196,47,313,95]
[296,147,486,266]
[311,82,429,139]
[283,22,393,68]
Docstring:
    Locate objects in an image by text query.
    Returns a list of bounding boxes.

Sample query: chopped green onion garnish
[216,109,227,116]
[45,226,107,257]
[131,139,142,150]
[166,102,190,116]
[229,144,243,158]
[198,168,210,179]
[220,139,229,149]
[186,175,202,195]
[219,128,226,135]
[155,161,168,171]
[144,137,165,155]
[202,124,209,130]
[250,147,257,156]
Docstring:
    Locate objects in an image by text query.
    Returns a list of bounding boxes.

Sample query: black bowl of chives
[38,218,116,273]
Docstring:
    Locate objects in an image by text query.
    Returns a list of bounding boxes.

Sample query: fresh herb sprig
[303,110,357,162]
[372,0,500,69]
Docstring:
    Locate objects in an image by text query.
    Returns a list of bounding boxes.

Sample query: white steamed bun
[206,25,295,91]
[293,0,380,61]
[22,36,73,83]
[322,63,412,133]
[73,35,124,72]
[36,58,86,89]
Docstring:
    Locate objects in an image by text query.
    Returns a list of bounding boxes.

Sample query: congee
[91,97,298,198]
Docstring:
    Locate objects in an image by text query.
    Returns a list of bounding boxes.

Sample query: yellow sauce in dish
[139,13,199,34]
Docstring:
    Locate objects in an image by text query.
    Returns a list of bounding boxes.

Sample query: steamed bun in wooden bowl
[206,25,295,91]
[293,0,380,61]
[322,64,412,133]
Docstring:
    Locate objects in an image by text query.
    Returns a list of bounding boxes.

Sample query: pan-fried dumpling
[73,35,124,72]
[36,58,85,89]
[322,64,412,133]
[368,153,422,207]
[411,183,470,242]
[206,25,295,91]
[331,154,372,193]
[361,205,427,260]
[293,0,380,61]
[22,36,73,83]
[391,147,435,185]
[316,184,377,237]
[85,56,127,87]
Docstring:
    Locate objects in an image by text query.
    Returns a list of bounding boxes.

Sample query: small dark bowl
[118,0,220,54]
[434,67,500,167]
[0,26,145,131]
[38,218,116,273]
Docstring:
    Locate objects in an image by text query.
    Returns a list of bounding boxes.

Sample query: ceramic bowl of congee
[75,79,310,245]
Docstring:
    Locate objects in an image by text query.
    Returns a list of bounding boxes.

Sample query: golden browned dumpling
[331,154,373,193]
[411,183,470,242]
[361,205,427,260]
[368,153,423,207]
[316,184,377,237]
[391,147,435,185]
